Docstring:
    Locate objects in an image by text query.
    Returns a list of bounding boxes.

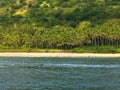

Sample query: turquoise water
[0,57,120,90]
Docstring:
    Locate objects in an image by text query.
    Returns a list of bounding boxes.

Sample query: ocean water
[0,57,120,90]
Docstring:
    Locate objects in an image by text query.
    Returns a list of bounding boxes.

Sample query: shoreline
[0,53,120,58]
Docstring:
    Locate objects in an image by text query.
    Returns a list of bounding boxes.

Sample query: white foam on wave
[0,62,120,68]
[42,64,120,68]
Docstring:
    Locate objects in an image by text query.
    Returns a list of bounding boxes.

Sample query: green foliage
[116,48,120,53]
[0,0,120,53]
[0,0,119,27]
[96,46,117,53]
[73,46,98,53]
[73,46,117,53]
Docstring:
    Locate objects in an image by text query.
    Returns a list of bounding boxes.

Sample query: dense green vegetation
[0,0,120,53]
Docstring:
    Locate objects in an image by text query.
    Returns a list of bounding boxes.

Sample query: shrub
[96,46,116,53]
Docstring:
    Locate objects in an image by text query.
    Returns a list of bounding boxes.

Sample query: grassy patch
[0,46,119,53]
[72,46,118,53]
[96,46,117,53]
[116,48,120,53]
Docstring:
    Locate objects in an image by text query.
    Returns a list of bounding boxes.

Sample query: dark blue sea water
[0,57,120,90]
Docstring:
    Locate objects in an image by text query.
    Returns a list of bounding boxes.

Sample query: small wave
[0,63,120,68]
[41,64,120,68]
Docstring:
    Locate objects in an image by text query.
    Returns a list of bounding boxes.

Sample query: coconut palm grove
[0,0,120,53]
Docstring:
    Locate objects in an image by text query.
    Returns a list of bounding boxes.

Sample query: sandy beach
[0,53,119,58]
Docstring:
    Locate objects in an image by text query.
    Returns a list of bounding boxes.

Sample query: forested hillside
[0,0,120,52]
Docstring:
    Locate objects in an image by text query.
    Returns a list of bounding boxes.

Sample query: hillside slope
[0,0,120,27]
[0,0,120,53]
